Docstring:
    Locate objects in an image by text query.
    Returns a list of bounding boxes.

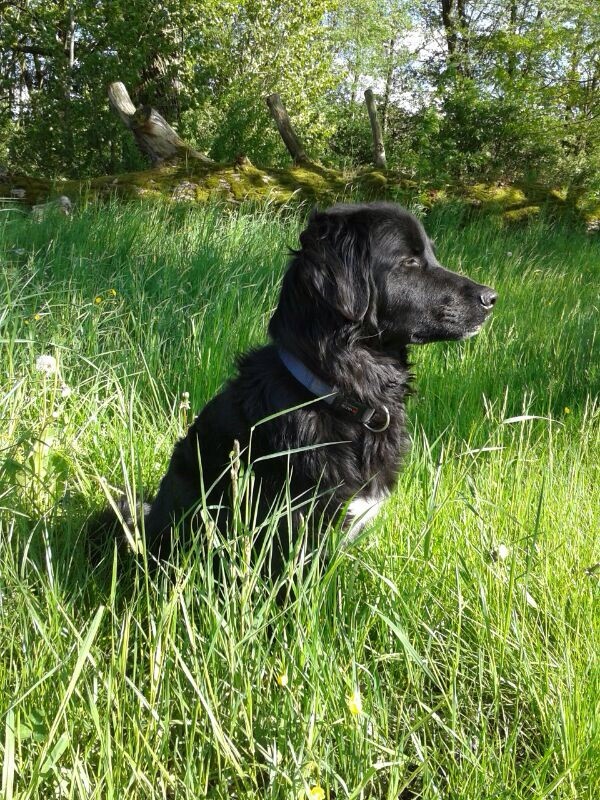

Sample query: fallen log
[108,82,212,166]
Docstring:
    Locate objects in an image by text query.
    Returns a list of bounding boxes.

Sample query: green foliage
[327,104,374,167]
[416,1,600,188]
[391,83,562,183]
[0,0,340,175]
[195,0,339,165]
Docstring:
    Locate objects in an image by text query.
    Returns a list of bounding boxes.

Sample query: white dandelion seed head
[35,354,57,375]
[491,543,510,562]
[60,383,72,398]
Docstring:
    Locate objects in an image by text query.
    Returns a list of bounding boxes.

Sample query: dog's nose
[479,289,497,310]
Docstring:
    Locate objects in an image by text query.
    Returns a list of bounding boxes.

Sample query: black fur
[94,202,496,576]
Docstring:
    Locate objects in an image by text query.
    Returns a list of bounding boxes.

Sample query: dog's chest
[344,491,389,543]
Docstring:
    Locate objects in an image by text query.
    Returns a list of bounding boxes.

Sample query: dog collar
[277,347,390,432]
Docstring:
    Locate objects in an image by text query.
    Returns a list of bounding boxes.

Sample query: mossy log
[0,164,593,231]
[0,82,594,225]
[0,161,396,208]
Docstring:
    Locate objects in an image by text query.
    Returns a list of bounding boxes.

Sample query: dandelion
[108,288,117,297]
[306,786,325,800]
[276,671,288,688]
[491,543,510,562]
[35,354,58,376]
[33,313,42,321]
[94,295,103,305]
[564,406,571,414]
[346,688,363,716]
[60,383,72,398]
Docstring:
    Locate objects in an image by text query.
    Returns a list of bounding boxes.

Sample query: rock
[32,195,73,221]
[172,180,199,201]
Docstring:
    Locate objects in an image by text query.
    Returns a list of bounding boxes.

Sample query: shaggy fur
[95,202,496,576]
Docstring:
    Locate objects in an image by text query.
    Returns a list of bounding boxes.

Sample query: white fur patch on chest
[344,491,388,544]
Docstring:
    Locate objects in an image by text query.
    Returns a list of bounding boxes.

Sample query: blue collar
[277,347,390,432]
[278,348,337,405]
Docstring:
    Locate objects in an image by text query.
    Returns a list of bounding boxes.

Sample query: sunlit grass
[0,200,598,798]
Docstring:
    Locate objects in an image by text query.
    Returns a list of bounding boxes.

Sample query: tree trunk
[381,35,398,134]
[364,88,387,170]
[265,93,309,164]
[108,81,212,166]
[440,0,470,76]
[507,0,518,78]
[441,0,457,59]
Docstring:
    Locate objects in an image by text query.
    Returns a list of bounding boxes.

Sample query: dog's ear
[299,210,370,322]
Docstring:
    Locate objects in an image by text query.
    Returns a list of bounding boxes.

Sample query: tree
[190,0,338,165]
[0,0,341,175]
[407,0,600,183]
[1,0,598,188]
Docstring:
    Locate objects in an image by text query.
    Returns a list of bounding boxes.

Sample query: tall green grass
[0,200,598,799]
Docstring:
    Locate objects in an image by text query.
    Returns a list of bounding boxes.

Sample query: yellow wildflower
[276,671,288,687]
[306,785,325,800]
[34,313,41,321]
[108,288,117,296]
[564,407,571,414]
[94,295,103,304]
[346,688,363,716]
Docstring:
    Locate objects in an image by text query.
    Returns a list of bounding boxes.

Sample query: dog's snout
[479,289,497,310]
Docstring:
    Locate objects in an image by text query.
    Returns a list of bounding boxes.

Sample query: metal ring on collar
[363,405,390,433]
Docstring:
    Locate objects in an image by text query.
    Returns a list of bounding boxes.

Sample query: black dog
[99,202,496,576]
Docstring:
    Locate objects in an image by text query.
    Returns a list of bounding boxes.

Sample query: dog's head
[270,202,496,349]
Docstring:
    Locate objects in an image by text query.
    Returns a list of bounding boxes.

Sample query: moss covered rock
[1,164,596,229]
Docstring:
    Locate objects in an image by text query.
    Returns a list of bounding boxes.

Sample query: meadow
[0,200,598,799]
